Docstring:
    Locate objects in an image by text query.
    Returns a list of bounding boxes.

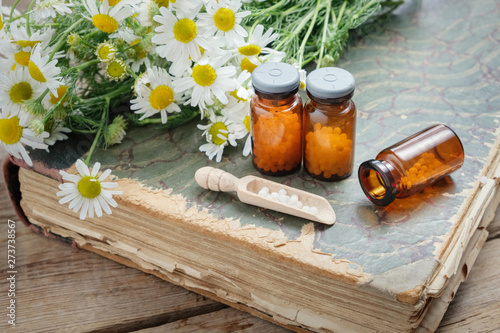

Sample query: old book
[4,1,500,331]
[5,117,500,333]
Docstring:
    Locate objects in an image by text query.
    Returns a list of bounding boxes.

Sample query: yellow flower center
[92,14,119,33]
[77,176,102,199]
[229,89,247,102]
[173,18,197,43]
[238,44,262,56]
[0,16,3,30]
[209,122,229,145]
[106,60,127,79]
[50,85,69,104]
[214,8,235,32]
[0,117,23,145]
[97,43,116,62]
[149,85,174,110]
[244,115,251,133]
[101,0,121,5]
[154,0,175,8]
[240,57,258,73]
[10,82,33,104]
[14,51,31,67]
[28,61,46,82]
[192,64,217,87]
[16,40,39,48]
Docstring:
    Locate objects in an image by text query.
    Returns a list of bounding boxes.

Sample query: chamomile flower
[152,7,209,68]
[31,0,73,23]
[28,44,63,96]
[198,0,250,47]
[104,58,129,81]
[111,28,152,72]
[299,68,307,90]
[130,66,182,123]
[173,54,236,111]
[10,25,54,51]
[235,24,279,59]
[57,159,123,220]
[222,101,251,156]
[95,41,117,63]
[42,84,69,109]
[104,115,127,146]
[197,115,238,162]
[0,112,48,166]
[44,121,71,148]
[0,67,44,116]
[83,0,133,34]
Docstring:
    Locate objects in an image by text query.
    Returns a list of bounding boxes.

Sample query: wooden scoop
[195,167,336,225]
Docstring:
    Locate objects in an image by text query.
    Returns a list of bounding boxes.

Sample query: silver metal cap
[306,67,355,99]
[252,62,300,94]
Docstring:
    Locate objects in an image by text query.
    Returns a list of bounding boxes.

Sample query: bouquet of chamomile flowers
[0,0,400,220]
[0,0,285,219]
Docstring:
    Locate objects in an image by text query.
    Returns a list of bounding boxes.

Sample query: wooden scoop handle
[195,167,239,192]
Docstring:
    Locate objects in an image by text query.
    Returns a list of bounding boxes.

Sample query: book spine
[2,158,76,247]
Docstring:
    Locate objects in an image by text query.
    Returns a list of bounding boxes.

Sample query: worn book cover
[4,1,500,332]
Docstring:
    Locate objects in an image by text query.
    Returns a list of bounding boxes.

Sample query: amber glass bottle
[303,67,356,181]
[251,62,302,176]
[358,124,465,206]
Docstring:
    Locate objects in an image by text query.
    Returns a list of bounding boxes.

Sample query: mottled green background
[34,0,500,278]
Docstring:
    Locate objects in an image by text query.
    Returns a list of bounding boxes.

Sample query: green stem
[316,0,332,69]
[25,0,37,37]
[49,18,85,61]
[82,84,132,104]
[337,1,348,26]
[9,0,21,22]
[61,59,100,76]
[43,88,71,123]
[298,0,322,68]
[248,0,287,34]
[128,68,139,80]
[84,98,109,166]
[275,9,316,50]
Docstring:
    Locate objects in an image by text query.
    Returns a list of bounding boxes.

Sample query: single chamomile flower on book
[0,112,48,166]
[130,66,182,124]
[197,115,238,162]
[198,0,250,47]
[28,44,63,97]
[31,0,73,23]
[173,54,236,111]
[57,159,123,220]
[0,67,45,116]
[83,0,133,34]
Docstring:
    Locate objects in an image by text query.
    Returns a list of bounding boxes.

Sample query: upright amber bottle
[358,124,465,206]
[303,67,356,181]
[251,62,302,176]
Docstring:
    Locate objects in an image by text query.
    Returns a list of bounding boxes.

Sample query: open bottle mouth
[358,160,398,207]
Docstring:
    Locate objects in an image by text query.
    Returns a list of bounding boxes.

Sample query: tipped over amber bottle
[251,62,302,176]
[303,67,356,181]
[358,124,464,206]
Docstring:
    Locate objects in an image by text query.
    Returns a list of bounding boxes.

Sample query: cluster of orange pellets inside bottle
[401,152,445,189]
[253,112,301,173]
[305,123,353,179]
